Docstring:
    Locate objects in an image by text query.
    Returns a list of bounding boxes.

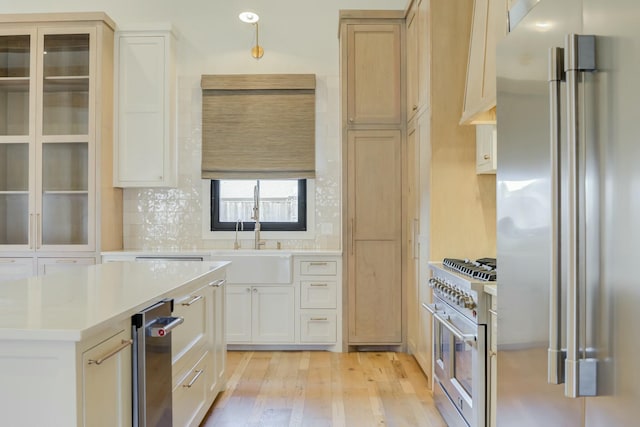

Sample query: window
[211,179,307,231]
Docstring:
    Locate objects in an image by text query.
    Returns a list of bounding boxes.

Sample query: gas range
[429,257,497,324]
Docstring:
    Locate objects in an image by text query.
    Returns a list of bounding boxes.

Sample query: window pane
[216,179,301,225]
[259,180,299,222]
[218,180,256,222]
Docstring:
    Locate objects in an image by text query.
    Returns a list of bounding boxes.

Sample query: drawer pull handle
[183,369,204,388]
[56,259,78,264]
[309,262,328,266]
[0,259,16,263]
[488,309,497,316]
[88,339,132,366]
[310,317,328,321]
[209,279,226,287]
[181,295,203,306]
[309,283,328,287]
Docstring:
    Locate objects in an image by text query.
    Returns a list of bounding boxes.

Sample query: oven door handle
[422,303,477,345]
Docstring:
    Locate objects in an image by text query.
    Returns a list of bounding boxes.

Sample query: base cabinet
[82,328,132,427]
[226,285,294,344]
[171,273,226,427]
[0,258,35,282]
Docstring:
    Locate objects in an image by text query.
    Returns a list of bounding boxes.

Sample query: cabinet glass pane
[43,34,89,77]
[42,142,87,191]
[42,193,87,245]
[0,35,30,136]
[0,143,29,191]
[42,34,89,135]
[0,35,30,77]
[0,194,28,245]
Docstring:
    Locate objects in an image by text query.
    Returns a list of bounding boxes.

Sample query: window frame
[210,179,307,232]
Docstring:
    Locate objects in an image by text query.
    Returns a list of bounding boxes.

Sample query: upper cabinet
[460,0,508,124]
[114,26,176,187]
[0,13,122,258]
[342,13,403,127]
[406,0,430,122]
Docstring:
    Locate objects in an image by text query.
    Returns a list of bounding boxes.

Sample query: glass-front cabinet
[0,14,121,280]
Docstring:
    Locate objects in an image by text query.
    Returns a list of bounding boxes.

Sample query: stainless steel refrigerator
[496,0,640,425]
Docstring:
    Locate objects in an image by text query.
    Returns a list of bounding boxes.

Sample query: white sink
[210,252,292,284]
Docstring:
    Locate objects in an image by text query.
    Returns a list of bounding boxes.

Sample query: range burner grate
[443,257,497,281]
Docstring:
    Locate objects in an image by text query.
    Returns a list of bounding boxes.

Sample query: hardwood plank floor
[201,351,446,427]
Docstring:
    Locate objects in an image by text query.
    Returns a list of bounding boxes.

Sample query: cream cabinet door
[0,257,35,282]
[114,28,176,187]
[225,285,252,343]
[252,286,295,343]
[82,329,132,427]
[37,257,95,275]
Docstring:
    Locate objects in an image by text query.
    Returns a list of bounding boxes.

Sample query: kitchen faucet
[251,183,265,249]
[234,219,243,249]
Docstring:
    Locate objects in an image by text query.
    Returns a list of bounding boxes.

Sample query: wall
[0,0,402,250]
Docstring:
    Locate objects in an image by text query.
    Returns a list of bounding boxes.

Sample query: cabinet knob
[349,117,354,123]
[246,288,251,293]
[483,154,490,160]
[412,105,418,111]
[253,288,258,293]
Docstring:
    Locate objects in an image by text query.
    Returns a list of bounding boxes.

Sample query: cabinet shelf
[42,190,89,195]
[43,76,89,92]
[0,77,30,90]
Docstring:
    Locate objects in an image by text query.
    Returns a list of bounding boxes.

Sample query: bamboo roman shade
[201,74,316,179]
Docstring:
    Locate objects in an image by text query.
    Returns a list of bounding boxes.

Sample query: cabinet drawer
[300,312,337,343]
[300,280,337,309]
[172,289,208,380]
[300,260,337,276]
[173,351,210,427]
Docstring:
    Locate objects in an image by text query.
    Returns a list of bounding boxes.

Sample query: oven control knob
[463,297,477,309]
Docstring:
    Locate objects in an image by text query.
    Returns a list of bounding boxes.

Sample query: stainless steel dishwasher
[132,300,183,427]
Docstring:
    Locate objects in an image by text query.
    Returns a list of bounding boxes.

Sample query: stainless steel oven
[426,259,495,427]
[426,295,486,427]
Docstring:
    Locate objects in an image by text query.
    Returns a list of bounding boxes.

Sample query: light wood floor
[201,351,446,427]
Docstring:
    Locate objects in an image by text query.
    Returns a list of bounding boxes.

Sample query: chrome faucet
[251,183,266,249]
[234,219,243,249]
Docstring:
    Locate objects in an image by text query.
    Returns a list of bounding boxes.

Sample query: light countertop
[102,249,342,257]
[0,261,228,342]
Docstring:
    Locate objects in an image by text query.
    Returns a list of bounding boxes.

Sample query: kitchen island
[0,261,228,427]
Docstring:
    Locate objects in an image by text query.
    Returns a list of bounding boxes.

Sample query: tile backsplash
[122,74,342,251]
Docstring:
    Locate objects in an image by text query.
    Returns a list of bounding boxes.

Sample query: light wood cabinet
[346,129,402,344]
[460,0,508,124]
[340,11,405,347]
[0,13,122,272]
[82,327,132,427]
[114,26,176,187]
[404,0,497,384]
[342,15,403,126]
[406,0,430,121]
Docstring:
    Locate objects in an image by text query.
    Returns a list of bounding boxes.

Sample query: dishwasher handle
[148,316,184,337]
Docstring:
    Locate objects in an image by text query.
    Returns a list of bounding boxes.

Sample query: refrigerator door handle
[547,46,566,385]
[564,33,598,398]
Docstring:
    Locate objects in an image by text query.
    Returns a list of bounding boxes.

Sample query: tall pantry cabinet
[404,0,497,382]
[0,13,122,282]
[339,11,405,346]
